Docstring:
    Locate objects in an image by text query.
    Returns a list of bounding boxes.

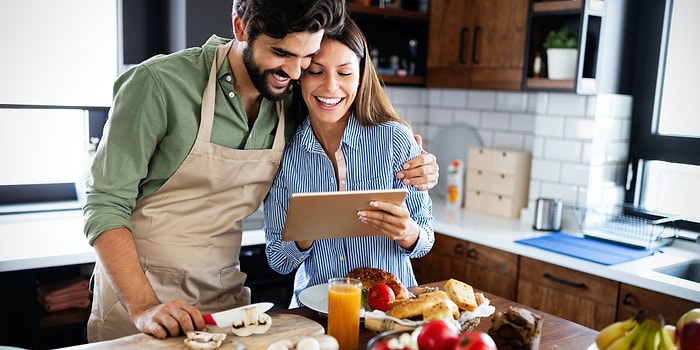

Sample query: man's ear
[233,16,247,42]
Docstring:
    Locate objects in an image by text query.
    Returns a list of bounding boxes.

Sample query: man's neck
[228,41,262,124]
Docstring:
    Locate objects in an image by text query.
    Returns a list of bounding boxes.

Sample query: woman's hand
[396,134,439,191]
[357,200,419,249]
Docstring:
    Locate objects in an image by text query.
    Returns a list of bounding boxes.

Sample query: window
[627,0,700,235]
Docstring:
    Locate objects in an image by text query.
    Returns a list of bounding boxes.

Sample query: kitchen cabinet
[617,283,699,327]
[517,256,618,330]
[523,0,633,94]
[413,233,519,300]
[426,0,528,90]
[348,3,429,86]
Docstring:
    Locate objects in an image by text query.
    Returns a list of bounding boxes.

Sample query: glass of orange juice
[327,277,362,350]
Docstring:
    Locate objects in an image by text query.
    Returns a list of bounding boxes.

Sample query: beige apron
[88,41,285,342]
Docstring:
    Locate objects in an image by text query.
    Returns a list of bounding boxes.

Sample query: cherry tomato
[367,284,395,312]
[454,331,497,350]
[416,319,459,350]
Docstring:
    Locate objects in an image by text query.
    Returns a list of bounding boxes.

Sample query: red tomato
[417,319,459,350]
[454,331,497,350]
[367,284,395,312]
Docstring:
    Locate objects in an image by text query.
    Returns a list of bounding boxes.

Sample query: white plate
[298,283,365,318]
[298,283,330,315]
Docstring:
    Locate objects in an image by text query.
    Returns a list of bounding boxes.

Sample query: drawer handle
[466,248,478,259]
[477,170,482,175]
[622,293,635,306]
[500,174,505,179]
[453,244,465,255]
[542,273,586,289]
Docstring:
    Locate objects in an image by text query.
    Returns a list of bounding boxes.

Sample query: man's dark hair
[234,0,346,41]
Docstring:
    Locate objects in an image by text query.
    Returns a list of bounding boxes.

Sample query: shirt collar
[297,114,364,153]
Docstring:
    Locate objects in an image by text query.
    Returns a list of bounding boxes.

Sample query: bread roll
[345,267,411,300]
[444,278,478,311]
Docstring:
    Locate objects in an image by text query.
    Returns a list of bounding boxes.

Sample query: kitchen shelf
[349,2,429,86]
[532,0,583,13]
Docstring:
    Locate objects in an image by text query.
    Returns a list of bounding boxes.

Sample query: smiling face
[242,30,325,101]
[301,39,361,125]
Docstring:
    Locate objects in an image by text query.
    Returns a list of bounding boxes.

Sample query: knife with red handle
[202,302,274,326]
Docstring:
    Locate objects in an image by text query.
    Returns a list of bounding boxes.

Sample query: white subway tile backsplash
[547,93,587,116]
[388,86,426,105]
[496,92,528,112]
[510,113,537,133]
[535,116,565,137]
[493,131,524,150]
[427,107,455,125]
[531,159,561,182]
[454,110,481,126]
[540,182,579,204]
[467,90,497,109]
[529,92,548,114]
[532,137,545,158]
[481,111,510,129]
[581,141,593,164]
[544,139,583,162]
[440,89,469,108]
[564,118,595,140]
[560,163,591,186]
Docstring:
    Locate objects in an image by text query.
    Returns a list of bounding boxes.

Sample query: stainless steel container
[533,198,563,231]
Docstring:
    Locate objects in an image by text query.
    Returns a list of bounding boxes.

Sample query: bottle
[533,52,543,78]
[446,159,464,208]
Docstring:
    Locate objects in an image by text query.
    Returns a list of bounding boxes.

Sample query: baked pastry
[488,306,542,350]
[386,292,459,320]
[444,278,478,311]
[345,267,411,300]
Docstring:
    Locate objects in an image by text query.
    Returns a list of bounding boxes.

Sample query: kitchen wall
[384,86,633,230]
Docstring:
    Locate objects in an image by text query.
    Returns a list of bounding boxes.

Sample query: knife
[203,302,274,326]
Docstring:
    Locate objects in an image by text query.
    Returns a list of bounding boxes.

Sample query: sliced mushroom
[183,331,227,350]
[231,309,273,337]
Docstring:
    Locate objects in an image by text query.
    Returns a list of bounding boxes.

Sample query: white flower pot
[546,48,578,80]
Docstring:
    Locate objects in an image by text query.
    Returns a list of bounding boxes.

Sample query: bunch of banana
[595,311,678,350]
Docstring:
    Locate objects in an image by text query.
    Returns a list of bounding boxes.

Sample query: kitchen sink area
[654,259,700,284]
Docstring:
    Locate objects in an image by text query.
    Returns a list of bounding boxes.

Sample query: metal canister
[533,198,563,231]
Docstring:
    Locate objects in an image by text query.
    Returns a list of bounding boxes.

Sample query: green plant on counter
[543,26,578,49]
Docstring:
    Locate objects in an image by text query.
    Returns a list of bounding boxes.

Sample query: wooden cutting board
[76,313,325,350]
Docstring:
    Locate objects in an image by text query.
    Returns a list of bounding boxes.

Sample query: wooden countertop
[60,283,597,349]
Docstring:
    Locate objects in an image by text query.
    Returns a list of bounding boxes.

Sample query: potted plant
[542,26,579,79]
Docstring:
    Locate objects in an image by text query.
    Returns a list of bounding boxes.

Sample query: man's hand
[132,300,206,339]
[396,134,439,191]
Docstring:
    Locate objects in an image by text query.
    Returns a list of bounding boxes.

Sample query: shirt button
[339,256,345,262]
[228,91,235,98]
[225,75,232,82]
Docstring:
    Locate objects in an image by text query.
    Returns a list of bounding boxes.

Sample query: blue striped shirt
[263,115,434,307]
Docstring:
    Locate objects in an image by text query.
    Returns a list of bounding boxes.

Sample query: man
[84,0,438,341]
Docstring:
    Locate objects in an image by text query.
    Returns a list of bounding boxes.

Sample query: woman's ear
[232,16,247,42]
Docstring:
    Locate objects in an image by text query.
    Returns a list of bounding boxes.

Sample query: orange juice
[327,278,362,350]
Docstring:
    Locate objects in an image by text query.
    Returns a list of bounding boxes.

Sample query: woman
[264,16,434,307]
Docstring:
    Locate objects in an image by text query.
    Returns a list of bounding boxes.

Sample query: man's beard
[242,45,290,102]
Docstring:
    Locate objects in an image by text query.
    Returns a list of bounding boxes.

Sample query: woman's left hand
[357,200,419,249]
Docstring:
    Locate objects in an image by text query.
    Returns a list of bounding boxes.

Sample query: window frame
[626,0,700,233]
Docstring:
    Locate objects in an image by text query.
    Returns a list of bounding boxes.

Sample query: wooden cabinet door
[464,242,519,300]
[413,233,469,284]
[426,0,528,90]
[468,0,528,90]
[426,0,474,88]
[517,256,618,330]
[617,283,699,326]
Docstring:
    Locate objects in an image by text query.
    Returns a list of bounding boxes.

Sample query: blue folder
[515,232,656,265]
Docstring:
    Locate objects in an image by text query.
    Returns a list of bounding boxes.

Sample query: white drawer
[468,147,531,175]
[465,168,523,195]
[465,189,521,218]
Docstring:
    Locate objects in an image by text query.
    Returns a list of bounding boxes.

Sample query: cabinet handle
[453,244,465,255]
[622,293,636,306]
[466,248,478,259]
[471,26,481,64]
[459,27,469,64]
[542,273,587,289]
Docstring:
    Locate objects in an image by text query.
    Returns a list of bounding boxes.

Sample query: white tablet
[281,189,408,241]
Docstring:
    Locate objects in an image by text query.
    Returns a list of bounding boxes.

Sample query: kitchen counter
[431,202,700,303]
[0,210,266,273]
[1,206,698,303]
